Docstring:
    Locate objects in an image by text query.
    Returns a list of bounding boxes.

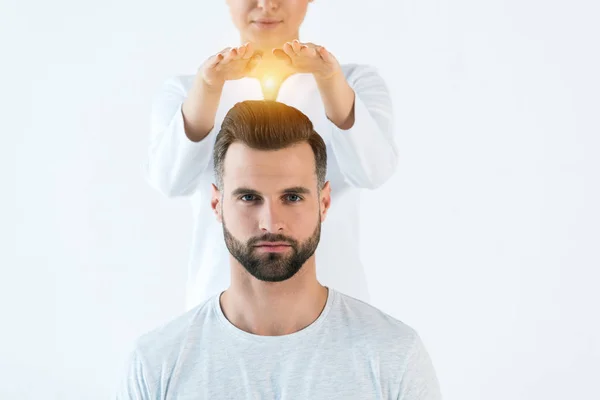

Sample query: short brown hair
[213,100,327,191]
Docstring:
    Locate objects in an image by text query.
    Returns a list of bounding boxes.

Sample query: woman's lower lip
[252,21,282,29]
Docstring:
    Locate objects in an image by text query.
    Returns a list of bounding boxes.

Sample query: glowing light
[263,76,276,90]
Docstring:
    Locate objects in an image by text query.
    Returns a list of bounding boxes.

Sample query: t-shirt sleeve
[115,348,152,400]
[397,333,443,400]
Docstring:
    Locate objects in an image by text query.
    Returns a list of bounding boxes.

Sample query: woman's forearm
[314,71,356,130]
[181,74,224,142]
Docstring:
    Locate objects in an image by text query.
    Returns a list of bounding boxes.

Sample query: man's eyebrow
[281,186,311,195]
[230,186,312,197]
[231,187,260,197]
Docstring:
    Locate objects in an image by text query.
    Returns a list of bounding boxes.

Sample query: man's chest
[165,352,396,400]
[158,334,401,399]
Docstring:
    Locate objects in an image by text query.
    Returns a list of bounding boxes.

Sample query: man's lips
[254,242,290,247]
[253,242,291,252]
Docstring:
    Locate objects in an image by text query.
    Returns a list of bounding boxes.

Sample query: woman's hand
[272,40,341,81]
[200,43,263,89]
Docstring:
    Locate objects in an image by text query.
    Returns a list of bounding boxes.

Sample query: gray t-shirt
[116,288,442,399]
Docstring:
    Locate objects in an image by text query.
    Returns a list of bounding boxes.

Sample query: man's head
[211,100,330,283]
[225,0,313,52]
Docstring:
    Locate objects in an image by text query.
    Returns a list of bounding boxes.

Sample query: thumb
[245,54,262,73]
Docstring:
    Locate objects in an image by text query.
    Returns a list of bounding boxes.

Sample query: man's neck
[220,259,329,336]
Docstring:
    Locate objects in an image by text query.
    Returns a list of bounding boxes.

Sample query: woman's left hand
[273,40,341,81]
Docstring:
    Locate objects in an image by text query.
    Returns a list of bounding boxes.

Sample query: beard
[222,216,321,283]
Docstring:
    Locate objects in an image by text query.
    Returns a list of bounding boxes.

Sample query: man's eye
[241,194,257,201]
[286,194,302,202]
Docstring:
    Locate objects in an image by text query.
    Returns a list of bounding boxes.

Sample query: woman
[147,0,398,310]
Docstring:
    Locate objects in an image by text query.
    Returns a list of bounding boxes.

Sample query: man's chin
[244,260,300,283]
[251,249,291,261]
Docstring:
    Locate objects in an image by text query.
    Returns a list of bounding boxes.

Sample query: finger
[299,44,313,57]
[241,42,253,59]
[244,53,263,73]
[220,48,238,65]
[206,53,224,69]
[237,45,247,59]
[291,40,302,54]
[318,46,333,63]
[215,47,232,66]
[282,42,296,58]
[272,48,292,65]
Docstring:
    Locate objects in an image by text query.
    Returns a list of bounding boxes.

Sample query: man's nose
[258,202,285,233]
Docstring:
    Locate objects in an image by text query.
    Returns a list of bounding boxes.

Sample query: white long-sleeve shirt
[147,64,398,310]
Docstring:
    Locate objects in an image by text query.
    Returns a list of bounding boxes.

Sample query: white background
[4,0,599,398]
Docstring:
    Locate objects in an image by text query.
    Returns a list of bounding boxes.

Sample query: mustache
[247,233,297,246]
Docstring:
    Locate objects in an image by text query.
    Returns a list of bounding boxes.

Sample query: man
[119,101,441,399]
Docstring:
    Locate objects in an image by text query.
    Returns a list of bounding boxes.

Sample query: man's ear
[211,184,223,223]
[320,181,331,222]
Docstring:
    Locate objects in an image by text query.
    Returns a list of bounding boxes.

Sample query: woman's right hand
[199,43,262,89]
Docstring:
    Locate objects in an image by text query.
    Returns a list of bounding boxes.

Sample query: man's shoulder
[335,290,416,330]
[131,297,215,365]
[332,290,420,352]
[330,291,438,389]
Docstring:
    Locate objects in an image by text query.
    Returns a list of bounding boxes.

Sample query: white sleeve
[398,333,443,400]
[115,348,152,400]
[329,64,398,189]
[145,76,218,197]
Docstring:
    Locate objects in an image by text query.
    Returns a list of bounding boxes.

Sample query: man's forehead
[221,143,318,194]
[223,142,316,180]
[225,169,315,194]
